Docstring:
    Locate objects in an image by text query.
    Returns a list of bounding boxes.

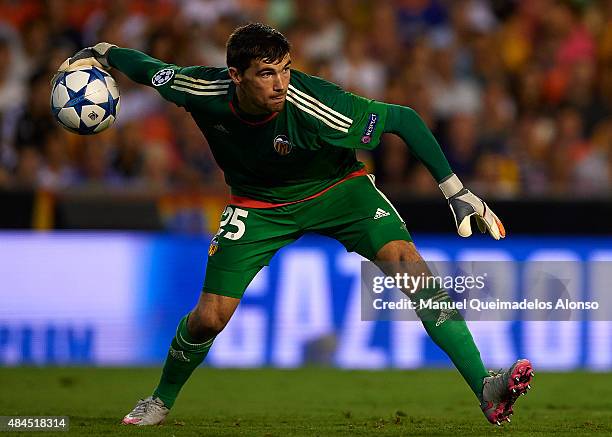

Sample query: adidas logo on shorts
[373,208,390,220]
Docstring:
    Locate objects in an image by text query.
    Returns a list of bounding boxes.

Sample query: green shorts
[203,174,411,298]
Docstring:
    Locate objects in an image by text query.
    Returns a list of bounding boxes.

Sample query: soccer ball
[50,66,120,135]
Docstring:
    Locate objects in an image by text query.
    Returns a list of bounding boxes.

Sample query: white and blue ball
[51,66,120,135]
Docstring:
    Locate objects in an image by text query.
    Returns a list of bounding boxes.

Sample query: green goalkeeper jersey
[107,48,388,203]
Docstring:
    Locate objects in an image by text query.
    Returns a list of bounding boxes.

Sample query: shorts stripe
[366,174,404,223]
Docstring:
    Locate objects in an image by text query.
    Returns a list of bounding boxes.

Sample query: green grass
[0,368,611,436]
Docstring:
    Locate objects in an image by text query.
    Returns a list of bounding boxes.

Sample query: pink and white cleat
[122,396,169,426]
[480,359,534,426]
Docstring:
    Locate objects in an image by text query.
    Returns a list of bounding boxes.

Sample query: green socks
[410,287,489,398]
[152,290,487,406]
[153,314,214,408]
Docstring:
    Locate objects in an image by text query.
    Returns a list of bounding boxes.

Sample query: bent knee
[188,309,231,341]
[375,240,421,263]
[188,292,239,341]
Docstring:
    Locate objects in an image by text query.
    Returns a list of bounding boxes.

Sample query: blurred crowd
[0,0,611,198]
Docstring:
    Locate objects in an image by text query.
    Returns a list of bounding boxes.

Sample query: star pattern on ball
[64,82,110,129]
[51,67,120,135]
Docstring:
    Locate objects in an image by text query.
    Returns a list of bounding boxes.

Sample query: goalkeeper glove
[439,174,506,240]
[58,42,117,72]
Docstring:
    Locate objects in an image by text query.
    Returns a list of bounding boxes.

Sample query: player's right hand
[439,174,506,240]
[57,42,117,72]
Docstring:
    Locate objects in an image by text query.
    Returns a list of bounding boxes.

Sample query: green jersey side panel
[108,48,387,203]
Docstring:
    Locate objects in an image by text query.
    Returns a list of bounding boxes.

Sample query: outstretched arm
[106,48,178,89]
[56,43,191,107]
[384,104,505,240]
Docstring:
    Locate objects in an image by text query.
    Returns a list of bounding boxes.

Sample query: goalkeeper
[58,23,533,427]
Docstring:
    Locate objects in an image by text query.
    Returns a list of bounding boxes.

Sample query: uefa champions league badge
[273,135,292,155]
[361,113,379,144]
[151,68,175,86]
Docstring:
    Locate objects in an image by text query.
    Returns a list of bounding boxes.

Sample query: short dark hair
[226,23,290,73]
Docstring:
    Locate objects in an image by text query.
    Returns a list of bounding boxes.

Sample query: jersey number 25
[217,206,249,240]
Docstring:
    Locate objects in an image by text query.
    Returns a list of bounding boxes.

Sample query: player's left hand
[439,174,506,240]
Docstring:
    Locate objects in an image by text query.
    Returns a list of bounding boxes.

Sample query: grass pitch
[0,368,611,436]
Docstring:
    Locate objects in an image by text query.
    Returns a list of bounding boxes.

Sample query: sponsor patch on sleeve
[152,68,175,87]
[361,113,379,144]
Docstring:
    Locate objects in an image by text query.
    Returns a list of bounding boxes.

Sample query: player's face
[230,54,291,114]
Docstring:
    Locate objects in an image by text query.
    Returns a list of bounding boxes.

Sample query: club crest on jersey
[152,68,174,87]
[273,135,292,156]
[361,113,379,144]
[208,236,219,256]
